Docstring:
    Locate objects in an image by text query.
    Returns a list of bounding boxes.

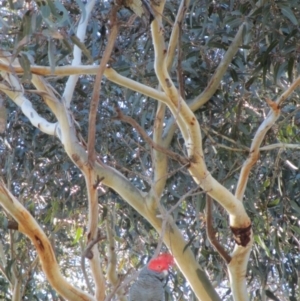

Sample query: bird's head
[147,253,174,274]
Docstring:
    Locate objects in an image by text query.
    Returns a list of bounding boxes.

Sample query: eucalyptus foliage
[0,0,300,300]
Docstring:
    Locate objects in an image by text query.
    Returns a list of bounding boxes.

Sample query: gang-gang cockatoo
[129,253,174,301]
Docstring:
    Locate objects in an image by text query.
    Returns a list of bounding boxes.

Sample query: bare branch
[152,102,168,198]
[206,195,231,264]
[0,181,95,301]
[154,187,204,258]
[113,106,189,165]
[84,173,106,301]
[63,0,97,106]
[176,20,185,100]
[106,214,126,301]
[189,22,246,110]
[235,93,291,201]
[276,75,300,105]
[166,0,190,71]
[87,6,119,165]
[202,127,248,153]
[104,270,138,301]
[260,143,300,151]
[0,54,168,105]
[81,229,105,295]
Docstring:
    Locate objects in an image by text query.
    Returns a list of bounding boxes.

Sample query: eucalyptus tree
[0,0,300,301]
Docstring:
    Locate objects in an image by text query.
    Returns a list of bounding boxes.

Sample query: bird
[129,253,174,301]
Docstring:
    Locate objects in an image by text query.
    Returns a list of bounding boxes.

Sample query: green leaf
[279,6,299,25]
[230,68,238,82]
[183,235,196,253]
[70,34,93,62]
[73,227,83,244]
[287,57,294,82]
[291,200,300,215]
[53,0,71,25]
[267,198,280,208]
[263,178,270,188]
[19,52,32,83]
[274,61,287,84]
[48,39,56,74]
[38,1,51,18]
[290,225,300,235]
[249,6,263,17]
[254,235,271,257]
[286,124,293,136]
[21,10,34,36]
[265,40,279,56]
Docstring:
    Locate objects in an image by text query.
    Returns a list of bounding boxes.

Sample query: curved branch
[0,81,57,137]
[235,99,280,201]
[0,181,95,301]
[276,75,300,106]
[235,76,300,200]
[189,22,245,110]
[166,0,190,71]
[63,0,96,107]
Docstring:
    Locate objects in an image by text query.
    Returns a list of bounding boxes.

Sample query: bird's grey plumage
[129,267,166,301]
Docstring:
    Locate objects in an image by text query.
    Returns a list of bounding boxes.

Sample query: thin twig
[114,106,189,165]
[93,176,105,189]
[202,127,248,152]
[154,187,205,257]
[202,126,249,150]
[104,270,138,301]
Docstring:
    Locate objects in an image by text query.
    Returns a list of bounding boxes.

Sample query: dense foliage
[0,0,300,300]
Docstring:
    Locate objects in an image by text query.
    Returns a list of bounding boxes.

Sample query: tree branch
[176,17,185,100]
[63,0,96,107]
[206,195,231,264]
[152,101,168,199]
[113,106,189,165]
[0,181,95,301]
[260,143,300,151]
[106,214,126,301]
[154,187,204,258]
[166,0,189,71]
[189,22,245,110]
[84,173,106,301]
[235,98,281,201]
[87,6,119,165]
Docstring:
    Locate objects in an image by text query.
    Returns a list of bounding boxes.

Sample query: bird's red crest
[147,253,174,272]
